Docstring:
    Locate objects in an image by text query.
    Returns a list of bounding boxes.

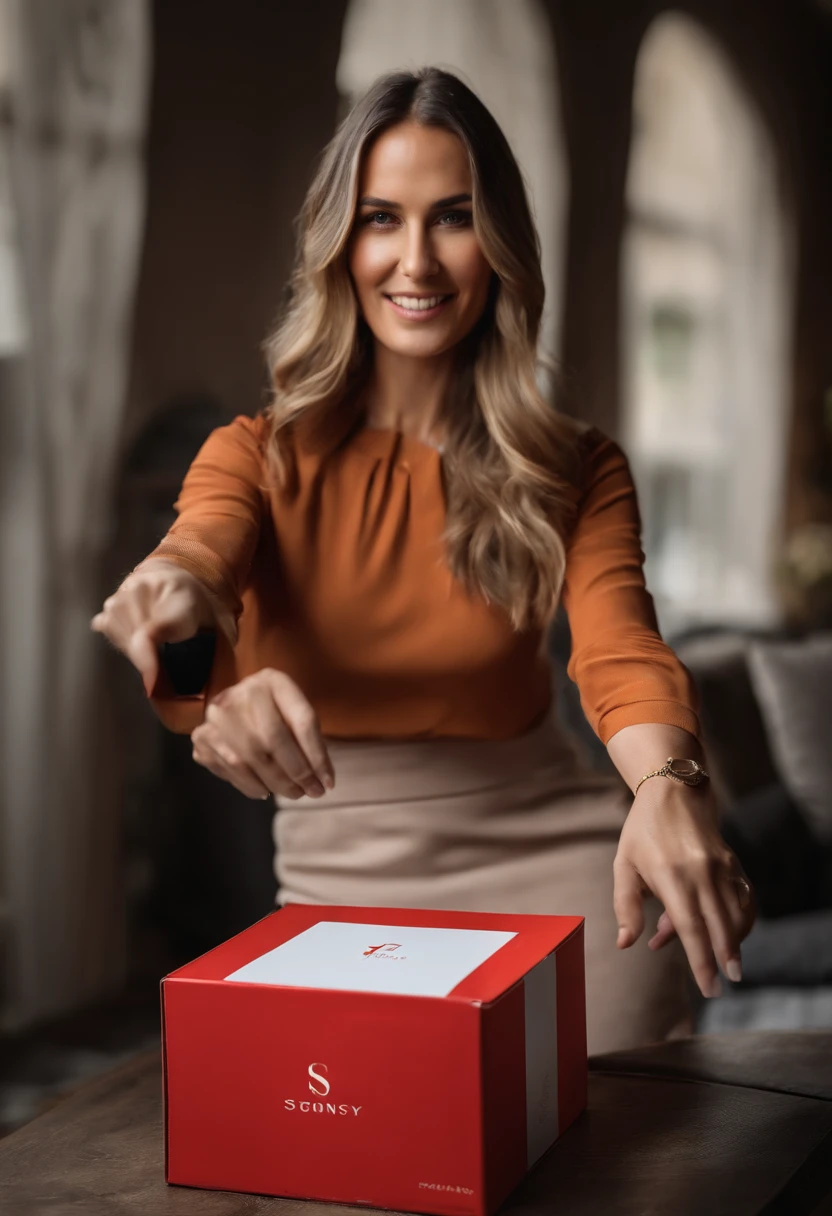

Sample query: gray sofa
[549,613,832,1033]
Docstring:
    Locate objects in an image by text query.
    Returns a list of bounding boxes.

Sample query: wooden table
[1,1031,831,1215]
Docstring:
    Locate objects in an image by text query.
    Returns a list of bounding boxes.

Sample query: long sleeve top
[141,412,701,744]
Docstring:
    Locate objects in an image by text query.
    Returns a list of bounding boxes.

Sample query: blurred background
[0,0,831,1135]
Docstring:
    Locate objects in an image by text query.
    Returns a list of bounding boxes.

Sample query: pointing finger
[268,673,334,789]
[659,880,722,999]
[127,626,159,694]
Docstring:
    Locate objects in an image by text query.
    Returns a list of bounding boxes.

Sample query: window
[0,0,26,357]
[622,12,794,634]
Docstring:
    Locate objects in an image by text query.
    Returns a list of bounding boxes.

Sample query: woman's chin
[374,330,459,361]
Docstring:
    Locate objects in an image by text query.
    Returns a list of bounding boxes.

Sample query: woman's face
[348,122,494,360]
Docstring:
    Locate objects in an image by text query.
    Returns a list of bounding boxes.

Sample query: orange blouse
[142,413,701,745]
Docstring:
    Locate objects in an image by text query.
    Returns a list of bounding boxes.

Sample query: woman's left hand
[612,780,757,998]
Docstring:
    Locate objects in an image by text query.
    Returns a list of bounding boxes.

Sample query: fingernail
[307,780,325,798]
[725,958,742,983]
[708,976,723,999]
[322,773,334,790]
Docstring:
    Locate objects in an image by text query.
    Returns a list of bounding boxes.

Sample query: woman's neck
[361,345,454,446]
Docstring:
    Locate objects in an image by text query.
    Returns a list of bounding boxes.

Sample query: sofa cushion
[746,633,832,843]
[739,909,832,986]
[718,782,824,917]
[670,630,779,808]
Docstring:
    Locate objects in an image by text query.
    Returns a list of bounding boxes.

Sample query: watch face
[668,759,704,782]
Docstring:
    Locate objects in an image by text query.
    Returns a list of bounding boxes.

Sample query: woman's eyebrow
[357,192,473,209]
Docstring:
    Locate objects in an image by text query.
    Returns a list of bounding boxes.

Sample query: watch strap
[634,757,709,798]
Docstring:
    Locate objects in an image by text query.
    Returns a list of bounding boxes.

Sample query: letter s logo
[308,1062,330,1097]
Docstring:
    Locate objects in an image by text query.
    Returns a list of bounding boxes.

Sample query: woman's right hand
[91,559,222,695]
[190,669,335,801]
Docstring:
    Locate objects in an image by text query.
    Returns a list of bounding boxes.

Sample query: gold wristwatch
[634,757,709,797]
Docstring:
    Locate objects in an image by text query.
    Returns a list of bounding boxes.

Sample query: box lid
[163,904,582,1004]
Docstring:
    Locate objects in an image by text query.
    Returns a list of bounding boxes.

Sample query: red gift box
[162,904,587,1215]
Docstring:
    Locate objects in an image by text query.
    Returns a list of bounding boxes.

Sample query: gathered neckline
[348,426,445,462]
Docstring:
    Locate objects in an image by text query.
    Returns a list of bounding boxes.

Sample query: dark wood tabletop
[1,1031,831,1216]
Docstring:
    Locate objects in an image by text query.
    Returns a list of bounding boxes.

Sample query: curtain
[0,0,150,1029]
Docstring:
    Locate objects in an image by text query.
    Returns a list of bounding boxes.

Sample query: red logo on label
[363,943,402,957]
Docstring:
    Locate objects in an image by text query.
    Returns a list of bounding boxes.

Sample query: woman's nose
[400,225,439,279]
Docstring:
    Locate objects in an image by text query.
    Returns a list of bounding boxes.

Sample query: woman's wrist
[131,556,239,646]
[606,721,708,797]
[630,763,718,828]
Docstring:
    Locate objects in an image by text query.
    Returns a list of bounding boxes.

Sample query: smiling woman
[349,125,492,381]
[262,68,575,632]
[94,67,757,1056]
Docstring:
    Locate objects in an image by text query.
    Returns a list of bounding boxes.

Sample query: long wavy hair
[262,67,584,631]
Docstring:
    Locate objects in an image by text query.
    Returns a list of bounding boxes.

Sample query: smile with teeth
[386,293,452,313]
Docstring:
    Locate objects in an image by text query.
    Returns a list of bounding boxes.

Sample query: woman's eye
[437,210,472,227]
[360,210,472,229]
[364,211,396,227]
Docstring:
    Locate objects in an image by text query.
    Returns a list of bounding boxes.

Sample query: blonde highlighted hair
[262,67,583,631]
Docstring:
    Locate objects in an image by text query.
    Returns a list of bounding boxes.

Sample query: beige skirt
[272,704,695,1056]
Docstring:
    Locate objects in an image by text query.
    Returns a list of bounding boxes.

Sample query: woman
[92,68,755,1055]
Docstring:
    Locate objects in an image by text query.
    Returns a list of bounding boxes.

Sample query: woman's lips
[384,294,454,321]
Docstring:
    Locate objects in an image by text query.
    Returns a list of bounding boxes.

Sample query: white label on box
[223,921,517,997]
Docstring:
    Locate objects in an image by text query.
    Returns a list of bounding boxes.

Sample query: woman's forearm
[606,722,708,797]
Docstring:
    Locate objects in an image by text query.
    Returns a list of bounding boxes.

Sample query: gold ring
[732,875,752,909]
